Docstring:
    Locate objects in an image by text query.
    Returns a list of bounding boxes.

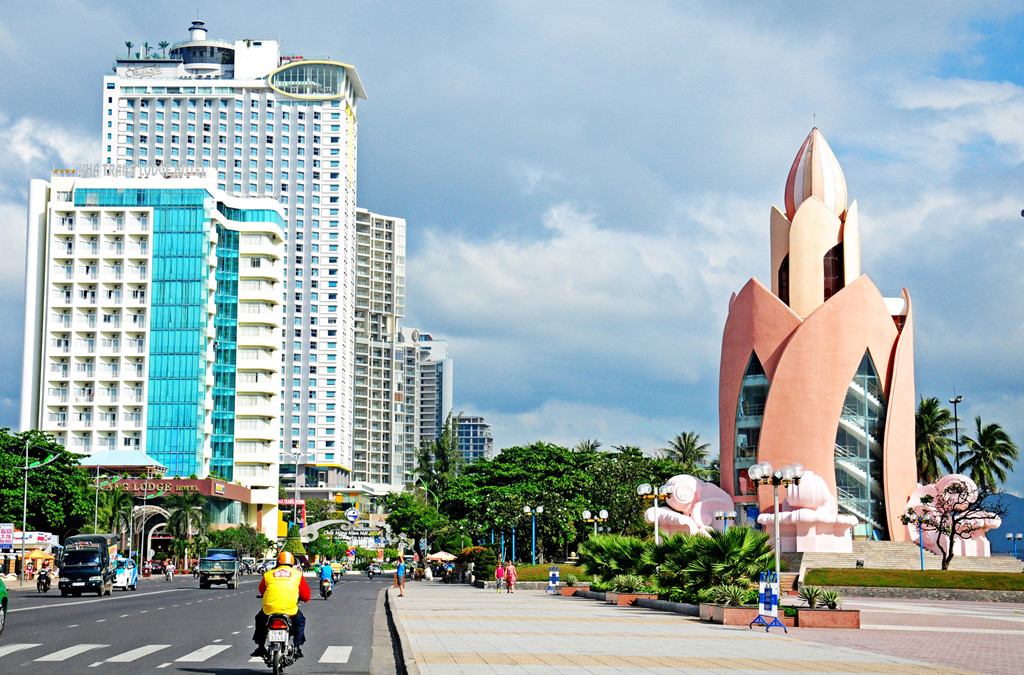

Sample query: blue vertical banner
[749,571,786,633]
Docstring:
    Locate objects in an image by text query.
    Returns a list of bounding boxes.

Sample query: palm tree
[164,488,210,564]
[960,417,1019,492]
[662,432,711,470]
[159,40,170,58]
[125,41,134,59]
[574,438,601,453]
[105,486,135,546]
[916,396,955,483]
[414,411,463,500]
[143,42,151,58]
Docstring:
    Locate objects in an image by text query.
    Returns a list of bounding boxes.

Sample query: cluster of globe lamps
[746,461,805,583]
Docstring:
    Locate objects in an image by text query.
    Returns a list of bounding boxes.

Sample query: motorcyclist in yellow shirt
[251,551,310,658]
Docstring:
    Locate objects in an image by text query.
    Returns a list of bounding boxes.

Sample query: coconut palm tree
[143,42,151,58]
[661,432,711,470]
[164,488,211,564]
[125,41,134,59]
[105,486,135,545]
[916,396,954,483]
[159,40,170,58]
[960,417,1019,492]
[574,438,601,453]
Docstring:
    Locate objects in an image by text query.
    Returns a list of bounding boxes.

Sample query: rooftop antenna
[813,113,816,128]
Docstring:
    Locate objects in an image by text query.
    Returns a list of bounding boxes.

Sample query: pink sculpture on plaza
[906,474,1001,557]
[643,474,736,536]
[755,470,858,553]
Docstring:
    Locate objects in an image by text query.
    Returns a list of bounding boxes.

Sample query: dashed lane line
[0,644,41,659]
[35,644,107,662]
[175,644,231,662]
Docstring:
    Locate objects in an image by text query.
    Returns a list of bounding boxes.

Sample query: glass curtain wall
[735,353,769,498]
[834,350,888,539]
[211,224,239,480]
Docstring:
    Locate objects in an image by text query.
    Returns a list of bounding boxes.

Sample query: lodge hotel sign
[100,477,251,503]
[56,163,208,179]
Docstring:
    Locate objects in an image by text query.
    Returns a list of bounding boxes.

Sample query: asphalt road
[2,571,396,674]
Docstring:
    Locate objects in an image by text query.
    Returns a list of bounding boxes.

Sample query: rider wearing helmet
[251,551,311,658]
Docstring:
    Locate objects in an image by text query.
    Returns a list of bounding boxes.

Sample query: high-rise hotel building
[102,21,365,489]
[20,173,286,532]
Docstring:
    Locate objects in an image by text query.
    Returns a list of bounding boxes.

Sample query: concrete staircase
[786,540,1024,581]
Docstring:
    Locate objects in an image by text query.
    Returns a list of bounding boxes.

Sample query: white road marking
[213,638,223,642]
[96,619,106,622]
[9,588,187,614]
[157,662,171,668]
[105,644,171,662]
[0,644,41,659]
[140,610,148,613]
[66,624,78,628]
[89,661,103,667]
[36,644,107,661]
[119,614,128,617]
[175,645,231,662]
[231,631,240,635]
[249,656,264,663]
[320,646,353,663]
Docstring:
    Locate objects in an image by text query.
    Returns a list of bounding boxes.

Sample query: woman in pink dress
[504,562,517,593]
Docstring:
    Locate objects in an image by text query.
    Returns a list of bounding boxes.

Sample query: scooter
[366,568,375,579]
[320,578,332,600]
[262,613,298,674]
[37,569,52,593]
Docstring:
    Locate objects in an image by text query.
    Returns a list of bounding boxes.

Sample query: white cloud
[0,112,95,170]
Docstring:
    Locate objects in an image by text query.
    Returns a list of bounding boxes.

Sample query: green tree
[381,491,448,557]
[305,498,339,525]
[916,396,954,483]
[0,429,94,535]
[102,486,135,546]
[281,522,307,557]
[415,411,463,499]
[661,432,711,471]
[164,488,211,548]
[125,41,133,58]
[207,524,274,558]
[158,40,170,57]
[961,417,1019,492]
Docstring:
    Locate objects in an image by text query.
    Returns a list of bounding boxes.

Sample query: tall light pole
[747,461,804,584]
[637,483,671,545]
[1007,532,1022,560]
[20,438,57,584]
[950,394,964,473]
[523,506,543,565]
[291,450,303,527]
[582,509,608,536]
[714,510,737,532]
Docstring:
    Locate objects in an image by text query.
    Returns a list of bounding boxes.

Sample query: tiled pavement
[388,582,1010,674]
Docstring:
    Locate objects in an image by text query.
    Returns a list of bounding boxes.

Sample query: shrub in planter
[711,584,749,606]
[821,588,842,609]
[457,546,496,580]
[563,573,580,587]
[799,585,823,609]
[612,574,646,593]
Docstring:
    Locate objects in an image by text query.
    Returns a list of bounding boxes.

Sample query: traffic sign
[345,508,359,523]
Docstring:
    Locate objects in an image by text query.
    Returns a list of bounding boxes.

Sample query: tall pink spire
[784,127,847,221]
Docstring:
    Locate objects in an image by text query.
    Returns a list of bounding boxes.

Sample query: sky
[1,2,1023,492]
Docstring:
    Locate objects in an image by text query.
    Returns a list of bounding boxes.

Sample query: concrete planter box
[699,603,714,621]
[710,605,795,628]
[606,591,659,606]
[560,585,590,597]
[796,608,860,629]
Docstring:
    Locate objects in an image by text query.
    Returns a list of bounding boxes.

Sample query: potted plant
[795,586,859,628]
[605,574,659,606]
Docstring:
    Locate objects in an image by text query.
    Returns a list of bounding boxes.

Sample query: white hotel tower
[20,173,285,533]
[103,21,366,486]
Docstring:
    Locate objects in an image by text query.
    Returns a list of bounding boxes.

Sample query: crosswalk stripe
[175,644,231,662]
[0,644,41,659]
[320,646,352,663]
[106,644,171,662]
[249,656,264,663]
[36,644,107,661]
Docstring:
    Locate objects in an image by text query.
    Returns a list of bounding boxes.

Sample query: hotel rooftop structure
[20,172,286,535]
[102,21,366,492]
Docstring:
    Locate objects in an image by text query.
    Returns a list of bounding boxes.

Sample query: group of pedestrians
[493,561,517,593]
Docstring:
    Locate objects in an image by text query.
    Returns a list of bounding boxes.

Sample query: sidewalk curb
[385,587,420,675]
[370,587,396,675]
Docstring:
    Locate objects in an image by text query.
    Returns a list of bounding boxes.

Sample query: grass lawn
[804,568,1024,591]
[507,564,585,582]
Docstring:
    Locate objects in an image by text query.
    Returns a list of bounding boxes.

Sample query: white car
[112,558,138,591]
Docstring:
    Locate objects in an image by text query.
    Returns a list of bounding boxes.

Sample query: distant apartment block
[20,173,285,533]
[457,415,494,463]
[417,333,453,447]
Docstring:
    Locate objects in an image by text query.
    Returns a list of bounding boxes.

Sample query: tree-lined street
[2,572,393,674]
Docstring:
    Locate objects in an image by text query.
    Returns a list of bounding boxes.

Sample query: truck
[199,548,240,589]
[58,533,119,597]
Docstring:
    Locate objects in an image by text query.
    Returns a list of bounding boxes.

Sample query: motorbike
[366,568,374,579]
[165,567,174,582]
[320,578,332,600]
[262,613,298,675]
[37,569,52,593]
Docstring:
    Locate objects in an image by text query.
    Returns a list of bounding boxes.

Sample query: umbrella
[427,551,456,561]
[26,549,55,560]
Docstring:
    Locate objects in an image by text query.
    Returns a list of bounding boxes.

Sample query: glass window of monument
[834,350,887,539]
[823,242,844,301]
[778,254,789,305]
[735,353,768,496]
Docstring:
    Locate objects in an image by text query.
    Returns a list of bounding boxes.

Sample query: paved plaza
[390,581,1024,674]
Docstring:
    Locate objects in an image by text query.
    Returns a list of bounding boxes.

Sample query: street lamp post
[746,461,804,584]
[20,438,57,584]
[637,483,672,545]
[291,450,303,527]
[713,510,737,532]
[523,506,543,565]
[1006,533,1023,560]
[949,394,964,473]
[582,509,609,536]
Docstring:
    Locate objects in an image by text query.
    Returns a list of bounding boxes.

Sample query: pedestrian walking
[504,561,517,593]
[394,558,406,597]
[495,561,504,593]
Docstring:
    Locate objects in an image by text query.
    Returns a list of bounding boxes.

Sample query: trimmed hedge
[804,568,1024,591]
